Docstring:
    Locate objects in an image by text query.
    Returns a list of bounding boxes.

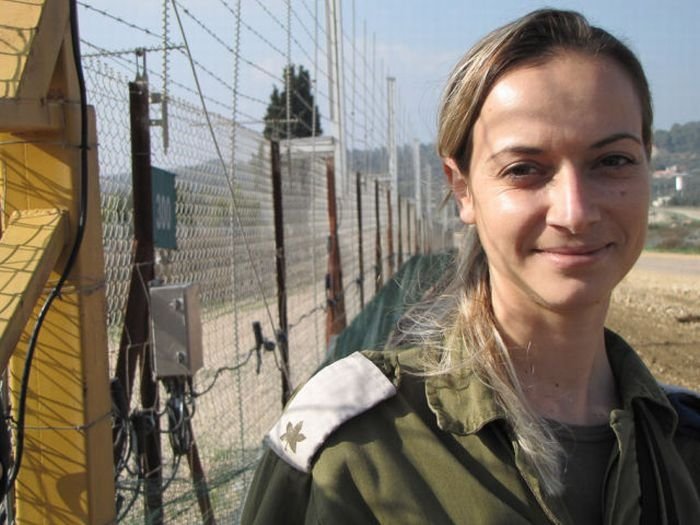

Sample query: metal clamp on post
[252,321,276,374]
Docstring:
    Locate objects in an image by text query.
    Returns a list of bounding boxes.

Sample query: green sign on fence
[152,167,177,249]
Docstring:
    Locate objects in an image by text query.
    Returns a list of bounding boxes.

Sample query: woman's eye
[598,154,634,168]
[503,163,541,178]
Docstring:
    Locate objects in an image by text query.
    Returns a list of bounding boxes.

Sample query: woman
[242,9,700,524]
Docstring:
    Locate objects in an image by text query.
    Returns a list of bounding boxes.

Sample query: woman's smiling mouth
[534,243,614,268]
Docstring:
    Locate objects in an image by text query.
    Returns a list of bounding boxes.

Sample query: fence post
[186,440,215,524]
[374,180,383,292]
[415,207,421,255]
[114,78,163,523]
[406,201,411,259]
[386,188,394,278]
[397,197,403,267]
[326,157,346,346]
[270,141,291,405]
[355,172,365,308]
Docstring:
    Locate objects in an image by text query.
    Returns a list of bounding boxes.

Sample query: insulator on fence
[275,329,287,347]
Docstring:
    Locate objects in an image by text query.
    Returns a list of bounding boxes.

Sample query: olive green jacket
[242,331,700,524]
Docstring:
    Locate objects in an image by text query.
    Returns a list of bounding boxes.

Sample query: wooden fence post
[397,198,403,267]
[406,201,412,259]
[355,172,365,308]
[270,140,291,405]
[386,189,394,278]
[114,78,162,523]
[415,207,421,255]
[325,158,346,345]
[374,180,383,292]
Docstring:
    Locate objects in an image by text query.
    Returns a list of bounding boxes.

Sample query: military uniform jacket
[242,331,700,524]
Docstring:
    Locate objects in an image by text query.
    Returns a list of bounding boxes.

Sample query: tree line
[653,121,700,175]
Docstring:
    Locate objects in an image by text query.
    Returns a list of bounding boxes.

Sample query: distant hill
[653,121,700,175]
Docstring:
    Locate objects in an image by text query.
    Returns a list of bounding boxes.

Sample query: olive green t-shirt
[551,421,616,525]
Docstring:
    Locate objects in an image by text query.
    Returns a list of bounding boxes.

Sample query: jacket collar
[604,329,677,434]
[425,363,505,435]
[424,329,677,436]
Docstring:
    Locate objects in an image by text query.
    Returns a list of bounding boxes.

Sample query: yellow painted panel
[0,208,67,370]
[1,132,74,239]
[11,293,94,523]
[5,118,115,525]
[1,1,115,519]
[0,0,43,98]
[0,99,63,132]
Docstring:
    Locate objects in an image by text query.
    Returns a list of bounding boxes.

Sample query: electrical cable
[5,0,90,494]
[115,476,141,522]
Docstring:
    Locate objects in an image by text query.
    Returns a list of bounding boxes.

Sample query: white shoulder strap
[265,352,397,472]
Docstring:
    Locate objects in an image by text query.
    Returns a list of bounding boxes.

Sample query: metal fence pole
[271,141,291,405]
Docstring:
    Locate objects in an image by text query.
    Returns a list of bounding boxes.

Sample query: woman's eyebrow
[487,146,543,164]
[486,132,643,164]
[590,132,642,149]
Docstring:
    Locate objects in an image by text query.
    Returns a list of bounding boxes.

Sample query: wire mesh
[76,1,454,522]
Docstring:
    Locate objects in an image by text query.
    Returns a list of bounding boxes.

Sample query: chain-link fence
[78,1,455,521]
[86,60,453,523]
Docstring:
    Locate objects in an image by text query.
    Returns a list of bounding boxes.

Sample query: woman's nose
[545,167,601,234]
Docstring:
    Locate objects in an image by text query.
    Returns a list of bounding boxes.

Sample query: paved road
[665,206,700,221]
[650,206,700,222]
[633,251,700,278]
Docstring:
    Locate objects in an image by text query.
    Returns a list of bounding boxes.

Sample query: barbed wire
[299,0,328,40]
[252,0,286,33]
[215,0,287,60]
[82,44,184,59]
[78,1,161,39]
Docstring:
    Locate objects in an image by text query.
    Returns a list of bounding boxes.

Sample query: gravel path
[609,250,700,391]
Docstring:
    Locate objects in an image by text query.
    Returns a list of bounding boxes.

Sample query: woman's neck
[492,296,619,425]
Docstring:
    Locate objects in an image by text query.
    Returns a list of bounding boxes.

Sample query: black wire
[116,476,141,522]
[188,346,258,398]
[5,0,90,494]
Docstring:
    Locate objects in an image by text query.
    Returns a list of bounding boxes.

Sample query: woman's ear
[443,158,475,225]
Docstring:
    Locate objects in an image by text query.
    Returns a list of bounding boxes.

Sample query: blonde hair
[397,9,653,496]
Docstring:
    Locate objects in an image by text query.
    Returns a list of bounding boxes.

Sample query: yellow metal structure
[0,209,68,369]
[0,1,116,523]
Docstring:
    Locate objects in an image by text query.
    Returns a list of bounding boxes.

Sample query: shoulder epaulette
[265,352,397,472]
[662,384,700,437]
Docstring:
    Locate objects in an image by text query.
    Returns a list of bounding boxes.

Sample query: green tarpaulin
[326,251,454,364]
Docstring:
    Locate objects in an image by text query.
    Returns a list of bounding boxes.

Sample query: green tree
[263,65,322,140]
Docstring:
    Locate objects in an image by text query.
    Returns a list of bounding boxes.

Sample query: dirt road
[608,251,700,391]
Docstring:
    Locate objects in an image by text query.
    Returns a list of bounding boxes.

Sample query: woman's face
[448,52,650,315]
